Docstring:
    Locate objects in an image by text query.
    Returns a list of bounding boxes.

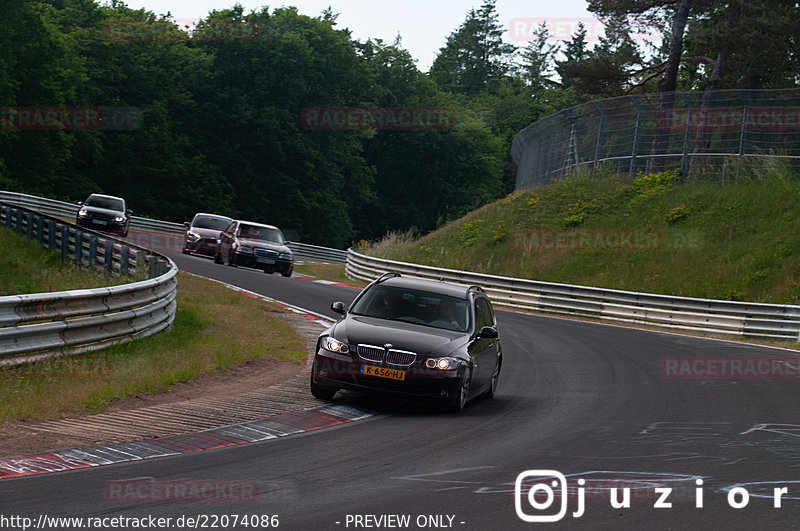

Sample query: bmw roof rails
[376,271,401,283]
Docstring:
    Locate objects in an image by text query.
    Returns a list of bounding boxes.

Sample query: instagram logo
[515,470,580,522]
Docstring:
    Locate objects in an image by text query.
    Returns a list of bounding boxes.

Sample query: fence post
[105,239,114,275]
[737,90,749,157]
[628,95,643,174]
[678,92,693,180]
[590,102,606,178]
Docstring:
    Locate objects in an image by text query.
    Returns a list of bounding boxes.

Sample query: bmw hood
[331,315,467,356]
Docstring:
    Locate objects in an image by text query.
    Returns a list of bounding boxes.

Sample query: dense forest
[1,0,797,246]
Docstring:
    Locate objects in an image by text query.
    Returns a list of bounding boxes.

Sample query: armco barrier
[287,241,347,263]
[346,249,800,342]
[0,190,348,263]
[0,202,177,366]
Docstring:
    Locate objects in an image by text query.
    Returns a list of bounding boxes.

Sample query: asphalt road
[2,244,800,529]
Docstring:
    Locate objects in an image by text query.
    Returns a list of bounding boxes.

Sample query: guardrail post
[3,205,11,227]
[27,211,34,239]
[89,234,98,266]
[60,224,70,261]
[16,208,23,233]
[36,215,45,244]
[74,230,83,267]
[104,239,113,275]
[120,245,130,275]
[48,219,56,250]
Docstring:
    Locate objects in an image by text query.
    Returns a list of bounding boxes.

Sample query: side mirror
[477,326,498,339]
[77,201,83,205]
[126,209,133,216]
[331,301,347,315]
[183,222,190,229]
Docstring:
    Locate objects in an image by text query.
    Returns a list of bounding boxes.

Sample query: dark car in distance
[75,193,132,237]
[183,213,233,256]
[310,273,502,411]
[215,219,293,277]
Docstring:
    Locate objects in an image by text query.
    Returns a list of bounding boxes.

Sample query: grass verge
[365,161,800,304]
[0,272,307,423]
[0,226,146,295]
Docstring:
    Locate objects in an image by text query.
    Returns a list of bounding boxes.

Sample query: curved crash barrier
[346,249,800,342]
[0,201,177,366]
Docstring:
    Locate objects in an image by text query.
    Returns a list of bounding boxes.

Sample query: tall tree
[429,0,515,95]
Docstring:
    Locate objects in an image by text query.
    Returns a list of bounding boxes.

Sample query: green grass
[365,159,800,304]
[0,226,145,295]
[0,271,307,424]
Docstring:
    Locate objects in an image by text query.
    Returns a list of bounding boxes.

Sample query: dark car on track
[182,213,233,256]
[310,273,502,411]
[215,219,293,277]
[75,193,132,237]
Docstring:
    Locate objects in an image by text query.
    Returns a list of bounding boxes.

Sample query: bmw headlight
[114,216,125,222]
[425,357,462,370]
[237,245,254,254]
[78,209,88,217]
[186,232,200,242]
[321,336,349,354]
[279,252,292,260]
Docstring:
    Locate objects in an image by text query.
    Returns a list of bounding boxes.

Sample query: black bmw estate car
[310,273,502,411]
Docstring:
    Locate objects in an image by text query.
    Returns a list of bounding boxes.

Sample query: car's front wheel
[281,264,293,278]
[310,378,338,400]
[214,252,223,264]
[449,366,471,412]
[485,361,500,399]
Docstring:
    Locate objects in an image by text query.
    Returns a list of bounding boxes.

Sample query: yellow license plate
[361,364,406,381]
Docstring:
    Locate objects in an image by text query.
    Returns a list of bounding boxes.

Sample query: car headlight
[237,245,254,254]
[279,252,292,260]
[186,232,200,242]
[425,357,462,370]
[78,209,87,217]
[321,336,349,354]
[114,216,125,222]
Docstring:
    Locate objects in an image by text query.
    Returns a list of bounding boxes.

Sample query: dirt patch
[0,309,325,459]
[0,357,302,458]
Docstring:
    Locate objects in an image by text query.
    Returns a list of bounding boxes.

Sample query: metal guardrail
[346,249,800,342]
[0,202,178,366]
[0,190,348,262]
[0,190,185,232]
[286,242,347,263]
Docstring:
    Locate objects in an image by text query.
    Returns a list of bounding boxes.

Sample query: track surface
[3,234,800,529]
